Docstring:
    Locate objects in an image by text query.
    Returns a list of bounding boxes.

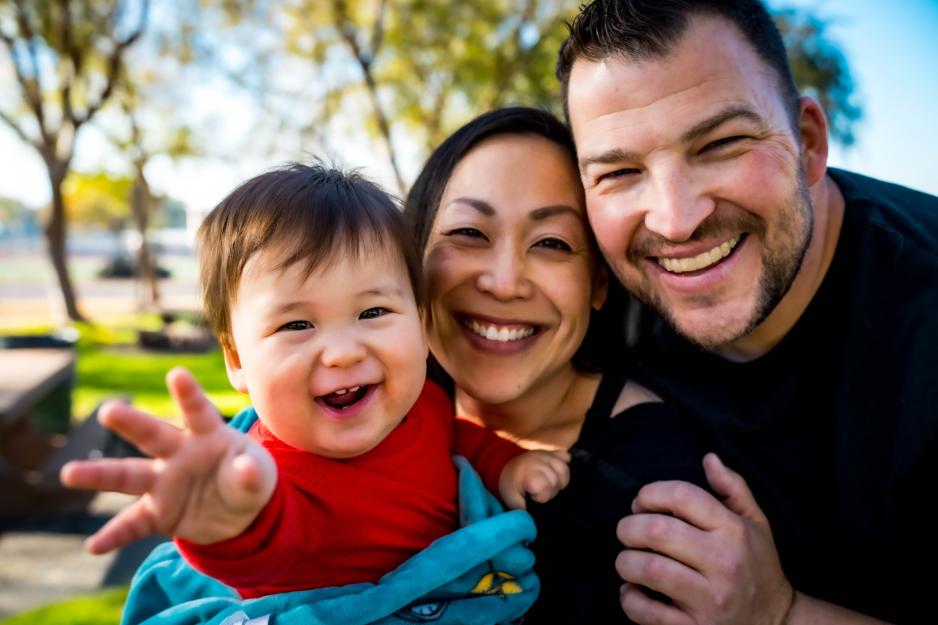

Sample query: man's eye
[534,237,572,252]
[360,307,389,320]
[446,227,487,240]
[279,320,312,331]
[596,168,639,183]
[703,136,746,152]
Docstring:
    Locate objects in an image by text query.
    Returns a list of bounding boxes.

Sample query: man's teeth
[467,319,535,342]
[657,236,741,274]
[332,386,361,396]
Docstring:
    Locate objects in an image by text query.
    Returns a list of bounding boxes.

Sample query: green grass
[1,314,250,423]
[0,587,128,625]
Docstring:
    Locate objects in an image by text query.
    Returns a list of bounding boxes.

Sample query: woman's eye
[534,237,572,252]
[446,227,487,240]
[360,307,389,320]
[279,320,312,331]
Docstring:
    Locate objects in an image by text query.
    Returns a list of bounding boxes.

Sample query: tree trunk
[43,161,86,322]
[131,168,160,310]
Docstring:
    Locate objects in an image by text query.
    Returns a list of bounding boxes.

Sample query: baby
[61,163,569,598]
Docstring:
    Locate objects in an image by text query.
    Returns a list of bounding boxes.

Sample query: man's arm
[615,454,890,625]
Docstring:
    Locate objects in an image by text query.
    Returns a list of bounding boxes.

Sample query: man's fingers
[620,582,695,625]
[703,453,768,524]
[166,367,224,435]
[85,498,159,555]
[617,513,712,569]
[60,458,155,495]
[631,479,732,532]
[98,401,182,459]
[615,548,707,610]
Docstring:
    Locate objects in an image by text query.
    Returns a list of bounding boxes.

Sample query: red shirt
[177,380,522,598]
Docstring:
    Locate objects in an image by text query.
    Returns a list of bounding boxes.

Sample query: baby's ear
[222,342,248,393]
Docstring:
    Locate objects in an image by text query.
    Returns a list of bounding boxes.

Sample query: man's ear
[797,96,830,187]
[591,264,609,310]
[222,342,248,393]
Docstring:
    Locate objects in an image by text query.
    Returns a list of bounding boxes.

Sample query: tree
[0,0,149,321]
[775,6,863,148]
[266,1,860,192]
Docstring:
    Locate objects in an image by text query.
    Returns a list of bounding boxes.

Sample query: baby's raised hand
[498,449,571,510]
[60,367,276,554]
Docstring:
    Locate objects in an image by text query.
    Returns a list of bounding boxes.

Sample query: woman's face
[424,133,605,406]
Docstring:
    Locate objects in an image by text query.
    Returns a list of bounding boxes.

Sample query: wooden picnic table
[0,348,75,428]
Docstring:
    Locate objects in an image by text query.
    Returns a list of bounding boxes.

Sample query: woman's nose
[476,246,534,300]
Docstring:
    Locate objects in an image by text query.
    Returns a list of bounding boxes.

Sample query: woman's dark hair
[404,107,628,383]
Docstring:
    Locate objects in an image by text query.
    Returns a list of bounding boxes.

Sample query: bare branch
[77,0,150,126]
[0,106,35,147]
[370,0,387,57]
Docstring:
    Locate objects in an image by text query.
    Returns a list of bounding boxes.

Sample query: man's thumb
[703,453,767,523]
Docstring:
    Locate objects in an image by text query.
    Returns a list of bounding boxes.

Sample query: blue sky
[1,1,936,211]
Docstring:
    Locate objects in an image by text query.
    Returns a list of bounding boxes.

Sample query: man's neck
[716,173,846,362]
[455,367,601,451]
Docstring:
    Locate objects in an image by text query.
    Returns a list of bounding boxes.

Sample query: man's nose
[476,244,534,301]
[320,332,367,368]
[642,166,715,242]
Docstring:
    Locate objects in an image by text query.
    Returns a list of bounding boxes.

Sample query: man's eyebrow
[579,148,641,172]
[445,197,495,216]
[681,106,764,143]
[578,106,766,172]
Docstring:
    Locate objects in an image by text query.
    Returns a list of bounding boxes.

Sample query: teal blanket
[121,409,539,625]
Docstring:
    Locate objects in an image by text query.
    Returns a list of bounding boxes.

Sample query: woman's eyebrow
[529,204,581,221]
[444,197,495,216]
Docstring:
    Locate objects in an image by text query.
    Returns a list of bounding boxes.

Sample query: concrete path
[0,492,166,619]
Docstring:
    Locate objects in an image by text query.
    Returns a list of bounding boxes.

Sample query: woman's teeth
[467,319,536,342]
[657,235,741,274]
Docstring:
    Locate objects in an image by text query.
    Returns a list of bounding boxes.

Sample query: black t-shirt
[524,370,714,624]
[632,169,938,623]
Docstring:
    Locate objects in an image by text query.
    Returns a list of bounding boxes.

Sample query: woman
[405,107,713,623]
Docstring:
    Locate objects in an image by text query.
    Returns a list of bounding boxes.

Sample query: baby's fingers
[85,498,159,555]
[60,458,155,495]
[167,367,224,435]
[98,401,182,459]
[217,445,278,513]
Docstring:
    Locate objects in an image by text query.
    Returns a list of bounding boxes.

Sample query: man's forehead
[566,15,778,133]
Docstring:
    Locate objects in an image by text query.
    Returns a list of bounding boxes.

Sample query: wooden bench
[0,348,108,518]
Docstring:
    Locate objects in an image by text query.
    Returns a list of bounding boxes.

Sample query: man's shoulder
[829,168,938,251]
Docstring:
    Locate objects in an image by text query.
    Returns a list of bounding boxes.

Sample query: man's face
[568,16,815,349]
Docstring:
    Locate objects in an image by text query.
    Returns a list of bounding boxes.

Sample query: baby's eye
[279,320,312,331]
[534,237,572,252]
[446,227,487,240]
[360,307,389,320]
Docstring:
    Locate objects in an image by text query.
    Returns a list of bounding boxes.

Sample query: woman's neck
[455,366,602,451]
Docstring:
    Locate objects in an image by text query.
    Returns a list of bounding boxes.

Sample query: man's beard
[622,172,814,350]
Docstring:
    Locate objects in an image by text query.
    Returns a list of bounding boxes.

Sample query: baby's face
[223,245,428,458]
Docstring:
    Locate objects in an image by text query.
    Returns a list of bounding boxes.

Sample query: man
[559,1,938,623]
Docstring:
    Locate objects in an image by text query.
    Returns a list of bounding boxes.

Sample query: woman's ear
[222,342,248,393]
[592,264,609,310]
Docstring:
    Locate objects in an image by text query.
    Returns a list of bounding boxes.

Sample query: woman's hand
[498,449,571,510]
[60,367,277,554]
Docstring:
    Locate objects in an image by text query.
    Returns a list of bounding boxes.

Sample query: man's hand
[615,453,793,625]
[60,367,277,554]
[498,449,571,510]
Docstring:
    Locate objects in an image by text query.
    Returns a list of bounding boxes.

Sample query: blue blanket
[121,408,539,625]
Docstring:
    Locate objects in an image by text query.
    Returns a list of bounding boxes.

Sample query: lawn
[0,588,128,625]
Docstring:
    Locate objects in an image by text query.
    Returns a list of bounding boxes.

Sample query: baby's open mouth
[319,385,371,409]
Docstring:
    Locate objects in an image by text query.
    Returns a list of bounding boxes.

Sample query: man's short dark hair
[557,0,800,128]
[198,162,422,352]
